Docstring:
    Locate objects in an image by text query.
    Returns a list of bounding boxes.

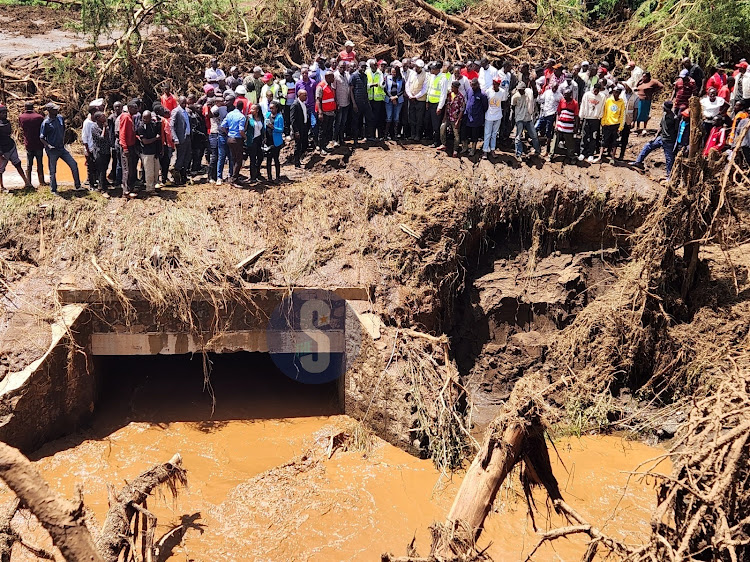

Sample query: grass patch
[425,0,474,13]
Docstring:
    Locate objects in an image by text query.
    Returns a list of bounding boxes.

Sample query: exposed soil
[0,143,658,375]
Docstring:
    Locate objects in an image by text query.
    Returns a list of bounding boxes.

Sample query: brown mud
[0,350,668,561]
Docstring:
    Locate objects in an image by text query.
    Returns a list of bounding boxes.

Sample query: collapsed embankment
[0,144,660,463]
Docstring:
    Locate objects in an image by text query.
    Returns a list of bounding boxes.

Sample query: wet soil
[0,5,85,58]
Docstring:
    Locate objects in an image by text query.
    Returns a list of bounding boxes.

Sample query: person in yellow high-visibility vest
[426,62,449,147]
[366,59,386,140]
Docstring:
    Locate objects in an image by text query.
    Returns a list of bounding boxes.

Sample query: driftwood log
[383,396,563,561]
[0,443,186,562]
[96,453,187,562]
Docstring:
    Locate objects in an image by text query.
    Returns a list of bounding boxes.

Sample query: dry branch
[96,453,186,562]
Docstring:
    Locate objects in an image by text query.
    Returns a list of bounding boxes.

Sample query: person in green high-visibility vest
[426,62,448,147]
[366,59,386,141]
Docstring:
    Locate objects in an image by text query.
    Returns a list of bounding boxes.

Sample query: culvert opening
[94,351,342,424]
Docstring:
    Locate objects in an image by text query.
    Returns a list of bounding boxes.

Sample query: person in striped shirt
[550,88,579,163]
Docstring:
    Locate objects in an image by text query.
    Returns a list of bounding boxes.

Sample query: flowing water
[2,353,669,561]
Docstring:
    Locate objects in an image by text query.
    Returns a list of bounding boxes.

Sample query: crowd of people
[1,44,749,195]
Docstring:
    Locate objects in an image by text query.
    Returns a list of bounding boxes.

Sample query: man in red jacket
[316,71,337,154]
[119,100,139,198]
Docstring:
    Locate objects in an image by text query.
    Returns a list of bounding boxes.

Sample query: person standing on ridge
[0,105,32,192]
[18,101,47,187]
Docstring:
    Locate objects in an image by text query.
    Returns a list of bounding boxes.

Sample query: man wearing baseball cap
[482,76,508,158]
[39,102,82,193]
[735,61,750,105]
[0,105,32,192]
[338,40,357,65]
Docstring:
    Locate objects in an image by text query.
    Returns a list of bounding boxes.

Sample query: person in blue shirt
[220,100,247,185]
[265,101,284,183]
[39,103,82,193]
[462,78,489,156]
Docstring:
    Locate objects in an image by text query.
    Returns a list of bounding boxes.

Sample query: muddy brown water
[2,353,668,560]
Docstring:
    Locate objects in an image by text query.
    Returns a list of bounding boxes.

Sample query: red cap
[736,61,749,69]
[680,108,690,118]
[492,76,503,84]
[378,60,386,65]
[598,66,608,73]
[263,72,273,82]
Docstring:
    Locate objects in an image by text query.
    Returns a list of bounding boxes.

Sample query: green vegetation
[561,392,615,437]
[425,0,474,14]
[633,0,750,66]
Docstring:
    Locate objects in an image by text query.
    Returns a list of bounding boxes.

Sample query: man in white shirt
[205,59,226,92]
[482,77,508,158]
[81,98,104,189]
[405,59,428,141]
[578,61,591,85]
[625,60,644,91]
[578,82,606,162]
[536,83,562,153]
[451,63,471,100]
[700,87,727,138]
[478,58,498,92]
[511,82,541,159]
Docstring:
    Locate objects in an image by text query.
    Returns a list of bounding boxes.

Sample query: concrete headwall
[0,305,95,453]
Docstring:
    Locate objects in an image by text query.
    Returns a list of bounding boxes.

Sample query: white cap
[415,59,425,68]
[344,40,355,47]
[367,58,376,65]
[89,98,104,108]
[253,66,262,73]
[581,60,590,66]
[230,66,238,72]
[235,85,247,95]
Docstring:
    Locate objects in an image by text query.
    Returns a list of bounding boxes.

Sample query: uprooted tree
[5,0,749,130]
[0,442,187,562]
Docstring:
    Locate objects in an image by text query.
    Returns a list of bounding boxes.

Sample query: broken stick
[234,248,266,270]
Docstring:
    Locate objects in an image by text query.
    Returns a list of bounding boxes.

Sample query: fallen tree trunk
[95,453,186,562]
[0,442,102,562]
[383,393,563,561]
[433,405,562,558]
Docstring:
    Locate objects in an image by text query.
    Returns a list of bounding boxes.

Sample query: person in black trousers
[290,90,310,167]
[246,103,265,181]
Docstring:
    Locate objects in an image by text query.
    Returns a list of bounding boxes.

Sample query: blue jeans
[208,133,219,181]
[46,147,81,191]
[385,100,403,124]
[536,113,555,138]
[217,135,231,180]
[515,120,541,157]
[635,136,675,178]
[483,119,501,152]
